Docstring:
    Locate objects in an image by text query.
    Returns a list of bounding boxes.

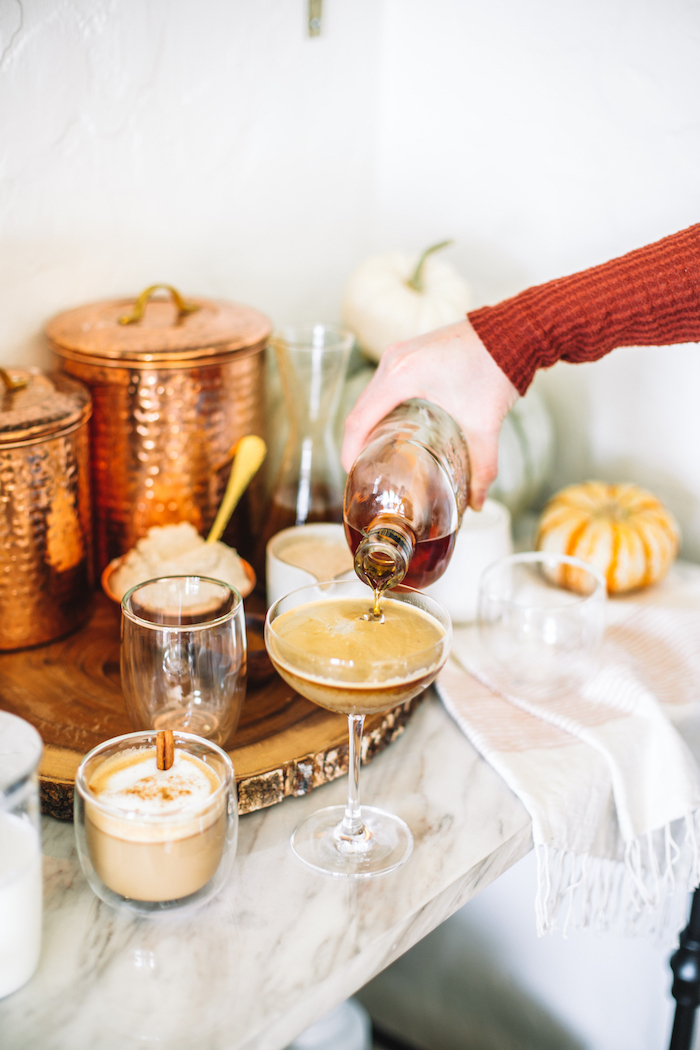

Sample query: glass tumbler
[477,551,606,699]
[121,576,246,747]
[74,730,237,913]
[0,711,43,998]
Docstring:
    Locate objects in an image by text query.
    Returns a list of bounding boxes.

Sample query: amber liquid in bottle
[345,526,456,590]
[343,399,469,606]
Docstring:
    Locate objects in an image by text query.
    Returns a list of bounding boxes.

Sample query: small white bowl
[266,523,355,608]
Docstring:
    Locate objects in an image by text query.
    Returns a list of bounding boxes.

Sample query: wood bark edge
[40,695,424,820]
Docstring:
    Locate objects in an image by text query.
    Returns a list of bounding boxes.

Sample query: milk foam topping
[90,748,219,816]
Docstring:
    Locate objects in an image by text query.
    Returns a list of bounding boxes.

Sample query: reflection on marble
[0,695,531,1050]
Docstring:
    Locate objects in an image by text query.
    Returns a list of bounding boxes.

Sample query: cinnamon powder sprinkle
[123,774,194,804]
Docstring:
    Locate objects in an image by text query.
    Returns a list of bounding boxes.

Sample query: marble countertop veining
[0,695,532,1050]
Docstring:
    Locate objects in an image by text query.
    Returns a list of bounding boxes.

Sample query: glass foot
[290,804,413,878]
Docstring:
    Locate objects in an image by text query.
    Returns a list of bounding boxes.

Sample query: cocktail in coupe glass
[265,579,451,877]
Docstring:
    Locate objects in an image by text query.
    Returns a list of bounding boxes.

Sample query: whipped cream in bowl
[102,522,255,604]
[74,731,237,912]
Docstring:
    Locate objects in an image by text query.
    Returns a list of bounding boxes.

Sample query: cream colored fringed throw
[436,564,700,941]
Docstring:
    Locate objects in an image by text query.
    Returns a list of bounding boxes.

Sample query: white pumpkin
[342,241,472,363]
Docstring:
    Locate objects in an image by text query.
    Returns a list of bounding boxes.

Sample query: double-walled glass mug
[74,730,237,913]
[477,551,606,699]
[121,576,246,747]
[0,711,43,998]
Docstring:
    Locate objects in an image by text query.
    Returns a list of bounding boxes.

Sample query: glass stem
[341,714,365,838]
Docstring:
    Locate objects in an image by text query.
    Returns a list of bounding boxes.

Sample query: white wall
[3,0,700,552]
[0,0,381,368]
[376,0,700,557]
[2,3,700,1047]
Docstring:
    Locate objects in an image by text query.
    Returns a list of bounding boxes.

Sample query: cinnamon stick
[156,729,175,770]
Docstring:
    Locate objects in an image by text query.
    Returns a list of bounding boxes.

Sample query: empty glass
[477,552,606,699]
[121,576,246,746]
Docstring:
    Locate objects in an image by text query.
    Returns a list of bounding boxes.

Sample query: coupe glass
[121,576,246,747]
[477,552,606,699]
[265,579,451,877]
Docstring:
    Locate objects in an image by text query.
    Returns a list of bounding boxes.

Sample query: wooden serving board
[0,594,421,820]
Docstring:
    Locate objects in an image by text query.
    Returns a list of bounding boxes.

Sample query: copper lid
[0,370,92,445]
[46,285,272,367]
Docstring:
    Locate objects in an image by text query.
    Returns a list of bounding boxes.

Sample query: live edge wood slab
[0,593,421,820]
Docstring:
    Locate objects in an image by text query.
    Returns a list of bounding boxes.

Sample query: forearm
[467,223,700,394]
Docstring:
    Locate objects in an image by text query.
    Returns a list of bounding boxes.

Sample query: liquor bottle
[343,399,470,593]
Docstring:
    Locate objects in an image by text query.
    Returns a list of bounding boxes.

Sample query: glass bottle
[343,399,470,595]
[262,325,354,551]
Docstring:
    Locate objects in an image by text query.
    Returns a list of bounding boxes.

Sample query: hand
[341,319,519,511]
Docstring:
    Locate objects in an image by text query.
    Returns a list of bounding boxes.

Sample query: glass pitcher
[261,325,354,553]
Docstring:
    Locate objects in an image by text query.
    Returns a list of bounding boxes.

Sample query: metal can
[0,368,93,649]
[46,285,271,575]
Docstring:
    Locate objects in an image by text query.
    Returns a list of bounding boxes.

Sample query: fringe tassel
[535,811,700,944]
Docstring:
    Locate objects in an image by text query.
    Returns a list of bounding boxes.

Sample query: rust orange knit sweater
[467,223,700,395]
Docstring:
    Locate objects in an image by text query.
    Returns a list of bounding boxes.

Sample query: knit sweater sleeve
[467,223,700,395]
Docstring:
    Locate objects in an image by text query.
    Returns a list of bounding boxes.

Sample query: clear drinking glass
[0,711,42,999]
[265,579,451,877]
[74,730,237,913]
[477,551,606,699]
[121,576,246,747]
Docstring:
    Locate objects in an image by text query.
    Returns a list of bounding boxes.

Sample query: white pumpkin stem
[406,239,453,293]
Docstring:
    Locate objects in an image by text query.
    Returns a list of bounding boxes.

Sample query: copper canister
[47,286,272,575]
[0,368,93,649]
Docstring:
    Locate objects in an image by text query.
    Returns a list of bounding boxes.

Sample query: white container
[266,523,355,608]
[423,499,513,623]
[0,711,43,999]
[288,998,371,1050]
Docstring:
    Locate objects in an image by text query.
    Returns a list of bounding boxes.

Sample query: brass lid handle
[119,284,201,326]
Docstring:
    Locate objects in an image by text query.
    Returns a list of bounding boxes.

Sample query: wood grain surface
[0,594,421,819]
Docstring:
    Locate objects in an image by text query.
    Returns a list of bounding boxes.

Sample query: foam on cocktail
[268,596,447,714]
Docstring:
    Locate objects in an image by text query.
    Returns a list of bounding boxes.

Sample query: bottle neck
[353,515,416,592]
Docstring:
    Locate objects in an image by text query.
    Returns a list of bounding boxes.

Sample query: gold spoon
[206,434,267,545]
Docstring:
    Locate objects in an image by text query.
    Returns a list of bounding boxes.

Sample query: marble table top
[0,694,532,1050]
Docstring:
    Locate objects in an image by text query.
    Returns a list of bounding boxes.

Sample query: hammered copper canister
[46,285,272,575]
[0,368,93,649]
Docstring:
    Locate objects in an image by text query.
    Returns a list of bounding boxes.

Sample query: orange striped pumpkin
[536,481,680,594]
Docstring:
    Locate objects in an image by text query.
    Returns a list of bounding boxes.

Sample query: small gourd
[536,481,680,594]
[342,241,472,363]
